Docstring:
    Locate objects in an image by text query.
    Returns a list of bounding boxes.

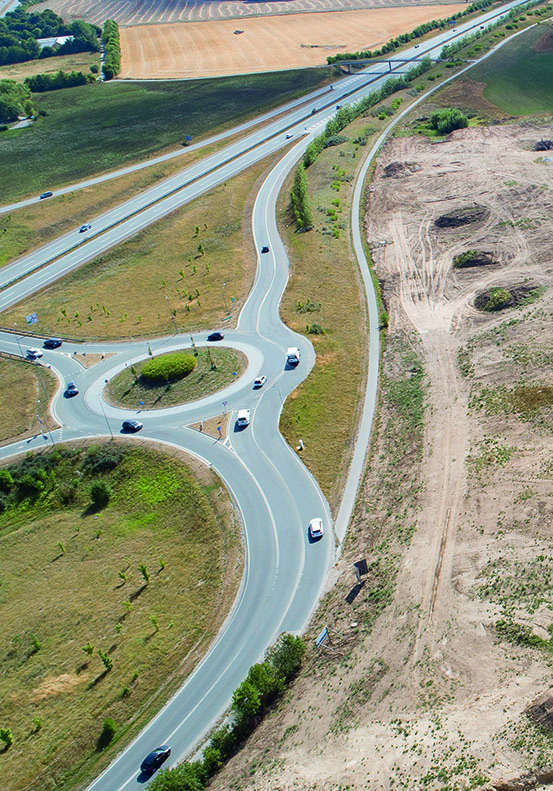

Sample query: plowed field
[119,5,461,79]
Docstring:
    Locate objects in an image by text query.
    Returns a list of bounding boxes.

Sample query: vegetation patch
[140,350,196,383]
[106,348,245,409]
[453,249,496,269]
[474,283,542,311]
[0,357,56,443]
[0,444,241,791]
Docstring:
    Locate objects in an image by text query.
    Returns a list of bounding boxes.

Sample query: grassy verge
[0,51,99,82]
[0,443,241,791]
[0,67,332,203]
[106,348,246,410]
[1,152,279,339]
[0,356,57,443]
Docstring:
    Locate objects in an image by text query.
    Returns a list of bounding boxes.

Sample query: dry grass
[0,51,99,82]
[0,356,57,443]
[0,444,242,791]
[1,153,281,339]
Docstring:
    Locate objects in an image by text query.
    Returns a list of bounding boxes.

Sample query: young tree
[290,163,313,231]
[89,480,112,509]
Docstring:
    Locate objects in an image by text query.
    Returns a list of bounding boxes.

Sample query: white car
[26,347,43,359]
[309,518,324,540]
[236,409,250,428]
[253,375,267,388]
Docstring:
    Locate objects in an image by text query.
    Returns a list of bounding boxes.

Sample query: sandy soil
[208,122,553,790]
[119,5,461,79]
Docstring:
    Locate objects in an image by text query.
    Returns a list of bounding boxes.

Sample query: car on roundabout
[261,245,270,253]
[43,337,62,349]
[121,419,143,432]
[140,745,171,773]
[65,382,79,397]
[26,347,43,359]
[253,375,267,388]
[207,331,224,342]
[308,518,324,540]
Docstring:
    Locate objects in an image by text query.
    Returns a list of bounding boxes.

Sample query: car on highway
[235,409,250,428]
[65,382,79,397]
[207,331,224,341]
[79,223,92,233]
[414,44,419,48]
[140,746,171,773]
[43,337,62,349]
[26,347,43,359]
[253,375,267,388]
[121,419,143,432]
[309,518,324,540]
[261,245,270,253]
[39,191,53,199]
[285,133,293,139]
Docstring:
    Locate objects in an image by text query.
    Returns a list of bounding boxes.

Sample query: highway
[0,1,534,787]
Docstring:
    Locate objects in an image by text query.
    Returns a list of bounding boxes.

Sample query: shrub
[89,480,112,509]
[484,288,512,312]
[141,352,196,384]
[0,728,13,748]
[82,445,122,475]
[323,134,348,147]
[429,108,469,135]
[0,470,13,493]
[97,718,116,749]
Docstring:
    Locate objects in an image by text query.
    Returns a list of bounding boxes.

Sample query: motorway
[0,1,534,787]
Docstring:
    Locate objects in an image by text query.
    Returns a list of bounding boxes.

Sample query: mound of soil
[382,161,422,178]
[533,30,553,52]
[452,250,496,269]
[535,139,553,151]
[474,283,540,312]
[434,204,490,228]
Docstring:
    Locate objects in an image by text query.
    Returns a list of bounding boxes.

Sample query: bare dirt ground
[118,5,461,79]
[35,0,463,27]
[209,122,553,791]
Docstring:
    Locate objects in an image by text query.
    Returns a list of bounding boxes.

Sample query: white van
[286,347,301,365]
[236,409,250,428]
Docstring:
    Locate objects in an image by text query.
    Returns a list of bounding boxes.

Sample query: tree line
[102,19,121,81]
[0,79,33,124]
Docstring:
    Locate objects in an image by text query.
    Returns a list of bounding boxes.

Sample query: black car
[261,245,270,253]
[40,191,53,200]
[65,382,79,397]
[121,419,143,432]
[43,337,62,349]
[207,332,224,342]
[140,746,171,773]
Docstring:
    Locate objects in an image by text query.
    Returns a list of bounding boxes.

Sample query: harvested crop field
[34,0,465,27]
[119,5,462,79]
[208,122,553,791]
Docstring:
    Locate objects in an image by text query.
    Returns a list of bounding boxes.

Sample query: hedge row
[149,634,306,791]
[25,70,95,93]
[140,352,196,383]
[102,19,120,81]
[327,0,496,63]
[303,57,432,169]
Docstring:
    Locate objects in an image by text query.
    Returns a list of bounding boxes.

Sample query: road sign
[315,626,329,648]
[185,135,192,141]
[26,312,38,325]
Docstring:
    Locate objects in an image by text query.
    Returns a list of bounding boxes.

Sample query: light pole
[15,335,23,356]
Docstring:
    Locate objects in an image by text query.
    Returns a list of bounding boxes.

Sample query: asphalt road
[0,2,534,787]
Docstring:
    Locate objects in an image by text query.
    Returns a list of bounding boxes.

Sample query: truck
[286,347,301,365]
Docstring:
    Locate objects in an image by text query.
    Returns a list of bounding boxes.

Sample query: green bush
[89,480,112,509]
[97,718,116,750]
[141,352,196,384]
[82,445,123,475]
[0,727,13,748]
[429,108,469,135]
[484,288,512,312]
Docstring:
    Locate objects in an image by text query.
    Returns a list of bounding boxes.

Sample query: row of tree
[0,8,99,67]
[326,0,496,64]
[102,19,120,81]
[25,69,95,93]
[148,634,306,791]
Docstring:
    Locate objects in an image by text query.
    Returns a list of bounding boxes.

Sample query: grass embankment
[106,348,246,410]
[0,51,99,82]
[0,68,331,203]
[0,357,57,442]
[469,23,553,114]
[0,444,241,791]
[1,154,276,339]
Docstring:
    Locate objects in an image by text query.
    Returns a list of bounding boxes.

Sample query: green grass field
[0,68,330,203]
[0,444,241,791]
[470,24,553,114]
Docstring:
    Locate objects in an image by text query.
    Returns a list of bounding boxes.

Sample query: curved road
[0,3,533,788]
